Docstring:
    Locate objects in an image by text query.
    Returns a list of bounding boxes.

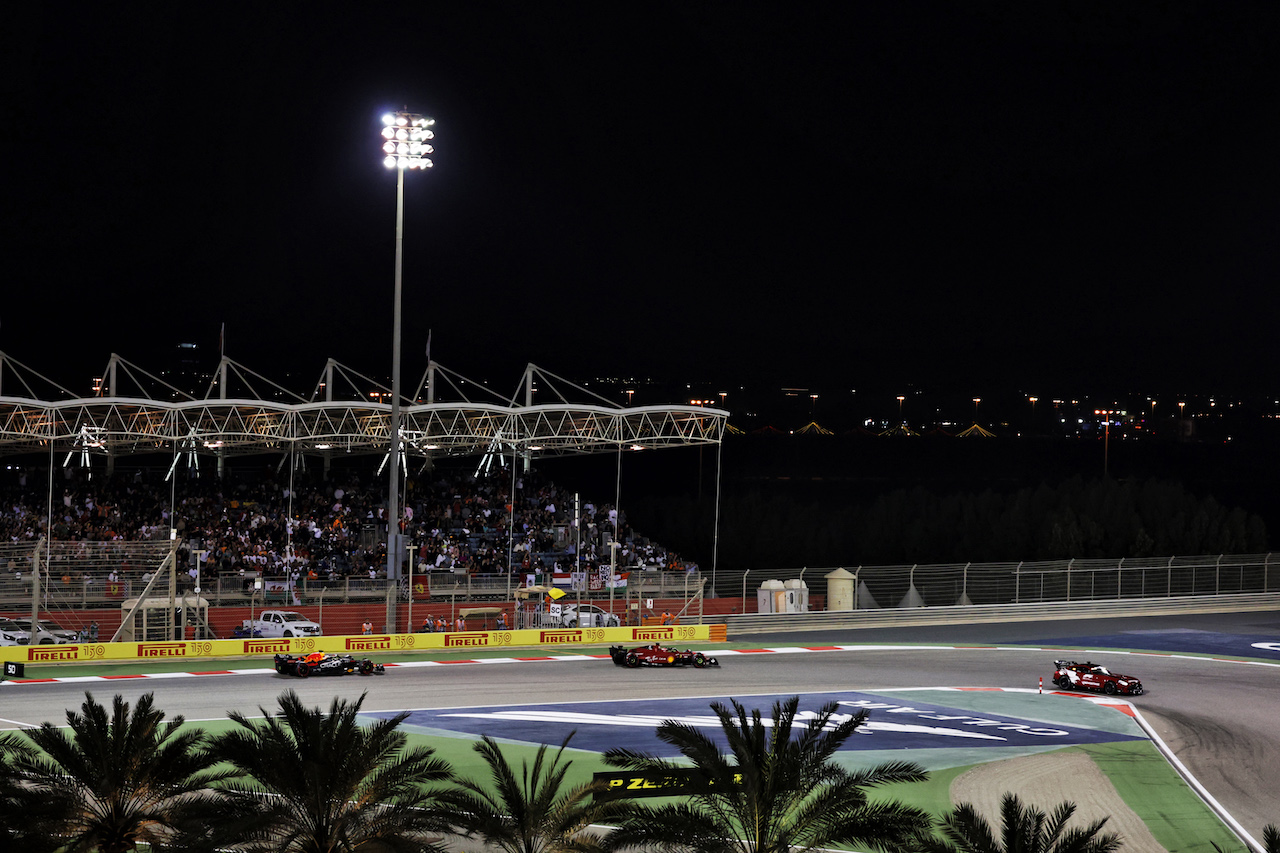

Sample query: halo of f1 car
[1051,660,1143,695]
[609,643,719,668]
[274,652,385,677]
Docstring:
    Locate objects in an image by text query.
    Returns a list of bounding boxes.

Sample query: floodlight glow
[379,109,436,170]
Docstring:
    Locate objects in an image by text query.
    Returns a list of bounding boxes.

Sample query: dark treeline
[626,476,1269,569]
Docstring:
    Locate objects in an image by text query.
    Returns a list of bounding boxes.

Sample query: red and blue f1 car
[274,652,385,677]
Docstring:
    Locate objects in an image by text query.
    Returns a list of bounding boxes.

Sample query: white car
[0,618,30,646]
[560,604,621,628]
[15,618,78,644]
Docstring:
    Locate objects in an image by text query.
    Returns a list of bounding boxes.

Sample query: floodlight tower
[380,109,434,586]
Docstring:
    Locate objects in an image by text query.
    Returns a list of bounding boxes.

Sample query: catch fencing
[712,553,1279,609]
[3,542,1277,640]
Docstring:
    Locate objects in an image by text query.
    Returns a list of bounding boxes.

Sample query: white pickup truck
[248,610,322,638]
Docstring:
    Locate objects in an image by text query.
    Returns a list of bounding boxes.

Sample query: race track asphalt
[2,611,1277,845]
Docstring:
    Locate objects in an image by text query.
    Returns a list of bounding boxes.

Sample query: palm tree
[445,732,637,853]
[922,793,1122,853]
[203,688,456,853]
[0,730,63,853]
[601,695,933,853]
[0,691,228,853]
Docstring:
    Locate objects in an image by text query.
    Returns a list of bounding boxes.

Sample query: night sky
[5,3,1279,401]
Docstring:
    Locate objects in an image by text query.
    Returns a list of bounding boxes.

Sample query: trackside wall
[0,623,717,666]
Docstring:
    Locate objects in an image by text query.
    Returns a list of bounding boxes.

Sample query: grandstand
[0,351,727,640]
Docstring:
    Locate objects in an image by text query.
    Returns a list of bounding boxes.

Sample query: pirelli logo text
[28,645,80,662]
[593,769,743,801]
[632,628,674,642]
[445,632,490,648]
[139,642,187,658]
[346,636,392,651]
[539,630,583,645]
[243,640,291,654]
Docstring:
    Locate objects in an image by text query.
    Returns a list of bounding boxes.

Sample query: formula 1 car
[1051,660,1143,695]
[609,643,719,668]
[274,652,385,677]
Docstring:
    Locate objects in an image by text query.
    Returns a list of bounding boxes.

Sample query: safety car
[1052,659,1143,695]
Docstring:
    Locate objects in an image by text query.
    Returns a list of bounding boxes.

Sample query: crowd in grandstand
[0,463,690,582]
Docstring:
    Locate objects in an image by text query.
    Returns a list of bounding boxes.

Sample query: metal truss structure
[0,352,726,466]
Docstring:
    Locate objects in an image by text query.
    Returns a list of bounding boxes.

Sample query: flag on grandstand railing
[588,566,630,591]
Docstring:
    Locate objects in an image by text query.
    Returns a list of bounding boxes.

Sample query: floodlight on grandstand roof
[381,111,435,170]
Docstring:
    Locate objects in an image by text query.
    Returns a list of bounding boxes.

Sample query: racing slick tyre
[1053,676,1068,688]
[359,660,374,675]
[1103,681,1117,695]
[624,653,640,668]
[295,662,310,678]
[693,654,707,668]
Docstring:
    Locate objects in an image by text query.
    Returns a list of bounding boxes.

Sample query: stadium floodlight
[381,111,435,170]
[379,108,435,591]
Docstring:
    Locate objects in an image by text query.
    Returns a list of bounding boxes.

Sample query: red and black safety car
[609,643,719,668]
[274,652,385,677]
[1052,660,1143,695]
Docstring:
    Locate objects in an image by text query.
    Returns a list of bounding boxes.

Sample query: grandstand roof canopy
[0,352,726,462]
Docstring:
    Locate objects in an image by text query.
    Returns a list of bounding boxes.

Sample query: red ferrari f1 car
[609,643,719,668]
[1051,660,1143,695]
[275,652,385,677]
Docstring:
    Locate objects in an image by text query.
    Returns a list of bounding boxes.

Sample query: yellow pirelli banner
[0,624,716,666]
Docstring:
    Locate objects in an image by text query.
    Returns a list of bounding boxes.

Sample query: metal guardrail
[720,592,1280,635]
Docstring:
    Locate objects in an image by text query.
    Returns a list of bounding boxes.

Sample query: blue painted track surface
[385,690,1143,756]
[1027,628,1280,659]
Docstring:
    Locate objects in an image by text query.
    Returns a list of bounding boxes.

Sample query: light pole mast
[380,109,434,597]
